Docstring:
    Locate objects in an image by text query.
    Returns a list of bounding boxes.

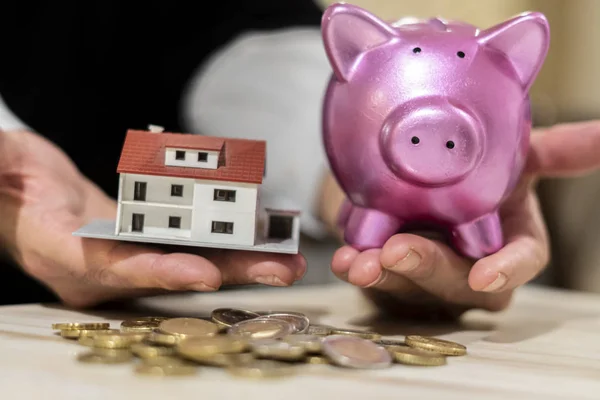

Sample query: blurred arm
[0,93,30,131]
[181,25,335,240]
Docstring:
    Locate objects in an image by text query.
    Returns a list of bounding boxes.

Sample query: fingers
[526,120,600,176]
[211,250,307,286]
[469,191,549,293]
[468,236,546,293]
[331,246,359,279]
[83,240,224,291]
[83,238,307,290]
[377,233,509,310]
[331,234,510,311]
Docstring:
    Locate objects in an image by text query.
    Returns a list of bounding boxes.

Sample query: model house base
[73,218,300,254]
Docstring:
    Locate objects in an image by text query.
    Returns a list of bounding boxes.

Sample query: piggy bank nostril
[446,140,455,149]
[411,136,420,144]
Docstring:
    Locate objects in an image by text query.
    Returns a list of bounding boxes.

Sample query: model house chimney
[148,124,165,133]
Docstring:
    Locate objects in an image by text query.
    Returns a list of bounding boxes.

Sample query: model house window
[213,189,236,202]
[211,221,234,234]
[175,150,186,160]
[134,181,147,201]
[198,152,208,162]
[171,184,183,197]
[168,216,181,229]
[268,215,294,239]
[132,213,144,232]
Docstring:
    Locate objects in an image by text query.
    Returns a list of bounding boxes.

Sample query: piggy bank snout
[380,99,483,186]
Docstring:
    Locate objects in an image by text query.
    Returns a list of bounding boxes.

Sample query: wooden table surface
[1,282,599,400]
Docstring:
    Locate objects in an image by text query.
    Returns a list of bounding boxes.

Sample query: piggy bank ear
[321,3,398,82]
[477,12,550,92]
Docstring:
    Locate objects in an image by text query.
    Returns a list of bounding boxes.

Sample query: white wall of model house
[117,173,258,246]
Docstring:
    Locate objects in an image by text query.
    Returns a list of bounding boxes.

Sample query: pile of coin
[51,309,467,378]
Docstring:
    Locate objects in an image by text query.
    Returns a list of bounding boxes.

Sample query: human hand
[0,130,306,308]
[322,121,600,319]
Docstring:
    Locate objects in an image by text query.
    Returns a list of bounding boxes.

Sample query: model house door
[132,213,145,232]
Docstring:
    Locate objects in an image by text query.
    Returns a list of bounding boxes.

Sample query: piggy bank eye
[413,47,422,54]
[457,51,465,58]
[446,140,455,149]
[411,136,420,144]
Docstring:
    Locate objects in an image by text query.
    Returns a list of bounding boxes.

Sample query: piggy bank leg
[451,212,503,259]
[344,206,403,251]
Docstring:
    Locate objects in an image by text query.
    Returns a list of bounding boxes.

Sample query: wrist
[317,171,346,241]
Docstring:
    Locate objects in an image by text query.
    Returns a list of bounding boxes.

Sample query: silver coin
[261,313,310,334]
[254,310,306,317]
[322,335,392,369]
[227,317,294,339]
[250,339,305,360]
[283,334,323,353]
[211,308,260,327]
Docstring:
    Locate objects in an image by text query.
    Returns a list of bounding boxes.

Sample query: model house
[73,126,300,254]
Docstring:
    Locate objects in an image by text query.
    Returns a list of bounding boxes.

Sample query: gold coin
[373,339,407,347]
[307,324,333,336]
[404,335,467,356]
[251,339,306,361]
[60,329,119,339]
[130,343,174,359]
[227,359,297,379]
[78,336,96,347]
[211,308,260,328]
[385,344,410,353]
[331,328,381,340]
[92,348,133,358]
[158,318,219,338]
[305,356,330,365]
[188,352,255,368]
[52,322,110,330]
[283,334,323,353]
[140,356,188,366]
[121,317,169,333]
[177,336,248,359]
[92,332,147,349]
[227,317,294,339]
[146,331,181,346]
[77,351,132,364]
[135,363,197,376]
[389,346,447,366]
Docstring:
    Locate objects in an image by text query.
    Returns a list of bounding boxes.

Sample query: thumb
[525,120,600,177]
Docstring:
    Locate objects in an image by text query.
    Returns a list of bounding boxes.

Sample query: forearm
[316,170,346,241]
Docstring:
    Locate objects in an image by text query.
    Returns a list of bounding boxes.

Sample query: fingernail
[482,272,508,292]
[388,250,421,272]
[188,282,218,291]
[364,269,389,288]
[255,275,288,286]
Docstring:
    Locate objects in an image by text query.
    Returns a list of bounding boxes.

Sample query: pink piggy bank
[321,3,550,259]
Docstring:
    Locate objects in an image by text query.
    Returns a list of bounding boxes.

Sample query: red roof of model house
[117,129,266,184]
